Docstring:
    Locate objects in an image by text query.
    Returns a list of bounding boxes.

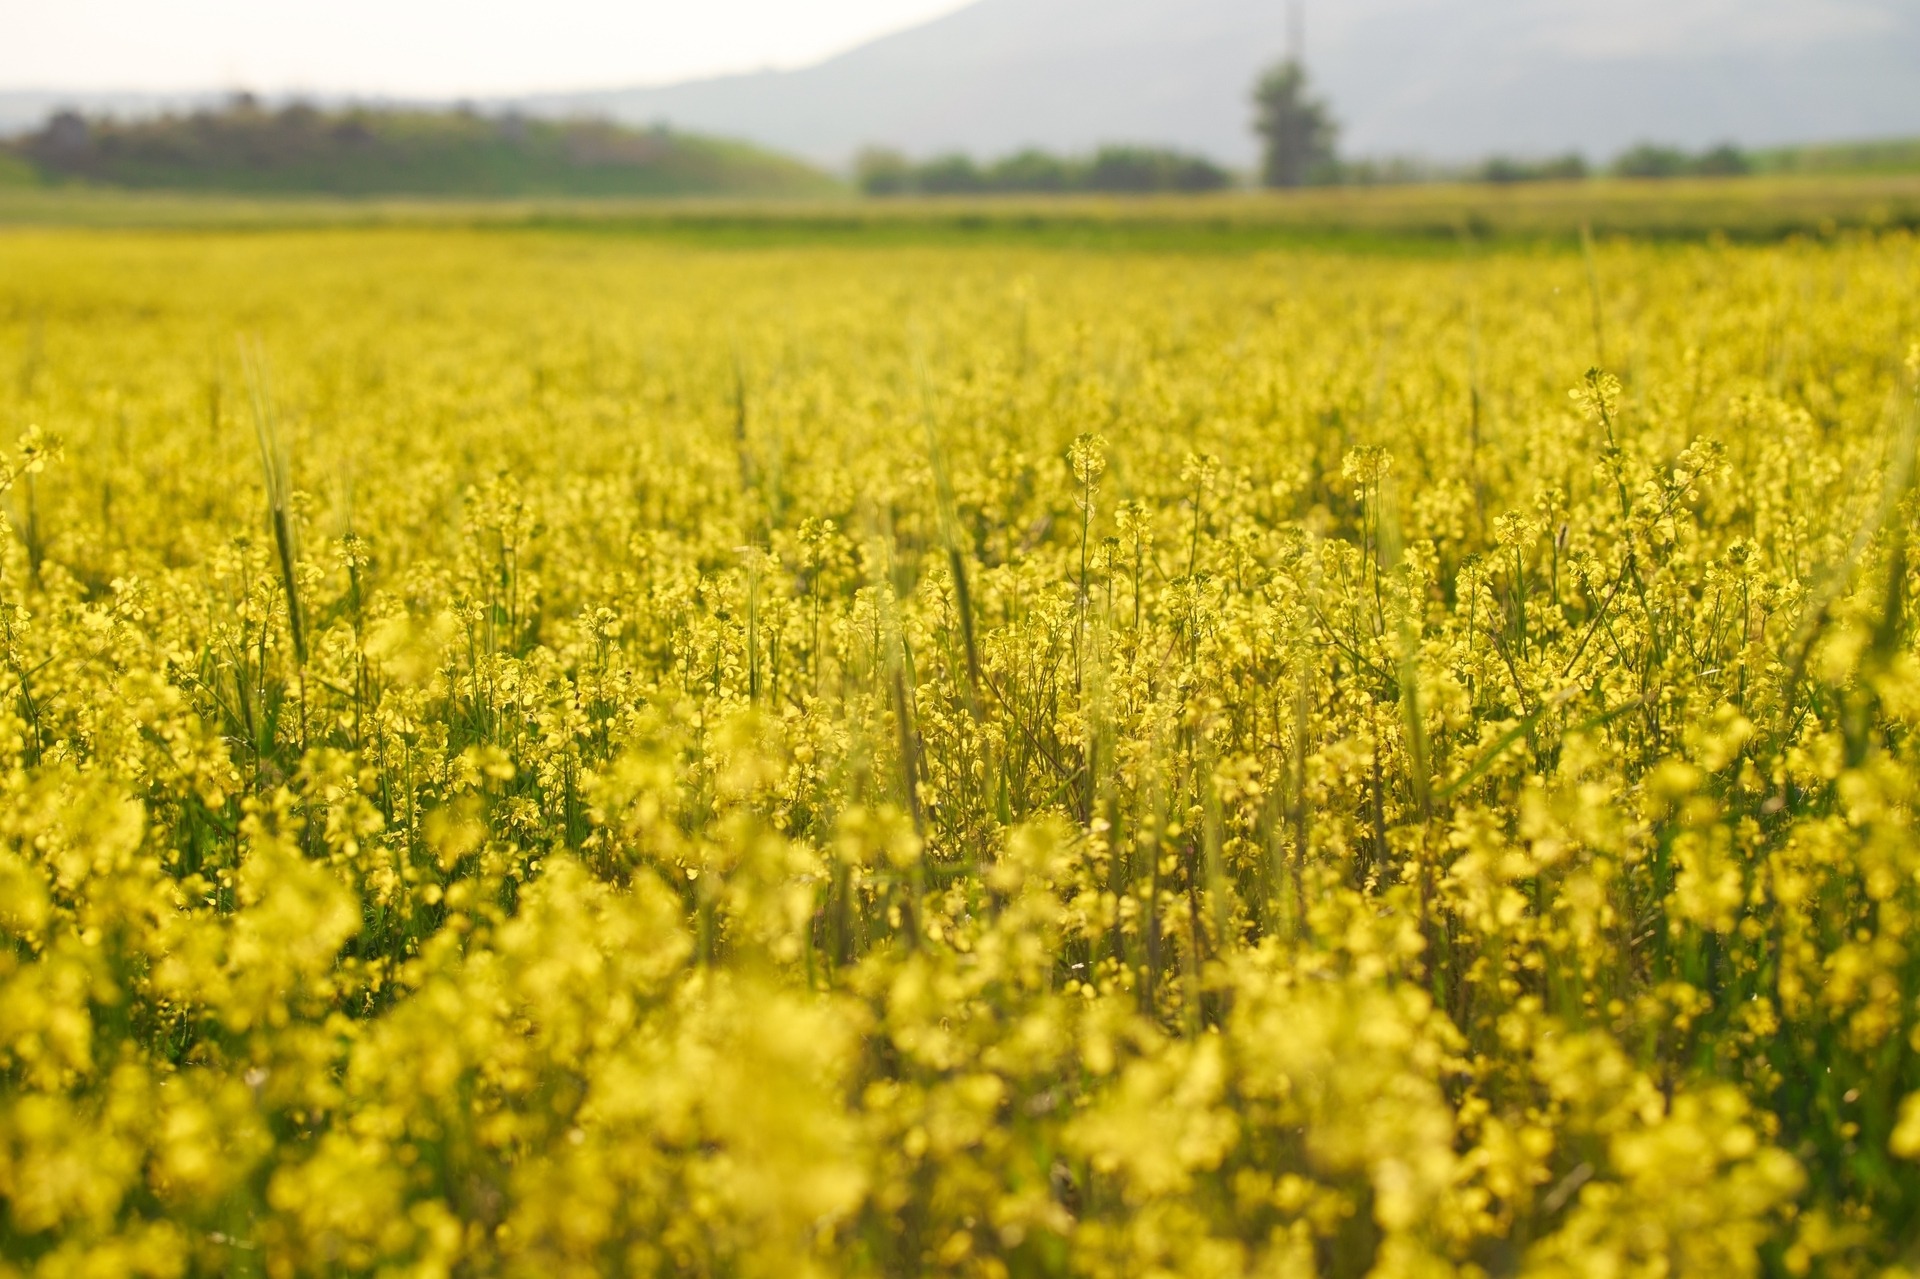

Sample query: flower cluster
[1,226,1917,1275]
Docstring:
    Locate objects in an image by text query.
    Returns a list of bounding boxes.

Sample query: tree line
[1251,58,1760,187]
[859,59,1764,198]
[856,145,1231,196]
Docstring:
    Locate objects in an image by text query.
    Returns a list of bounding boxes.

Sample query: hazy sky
[1,0,974,95]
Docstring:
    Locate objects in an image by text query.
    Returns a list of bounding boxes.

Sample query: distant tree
[854,147,915,196]
[1693,143,1750,176]
[1611,142,1751,179]
[1479,156,1526,185]
[1083,146,1231,193]
[1539,153,1591,181]
[36,111,92,163]
[985,149,1073,192]
[1611,144,1690,179]
[856,144,1233,198]
[1251,60,1338,188]
[913,153,985,195]
[1478,153,1589,184]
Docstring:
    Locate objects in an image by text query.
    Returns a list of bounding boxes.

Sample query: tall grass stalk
[241,338,306,668]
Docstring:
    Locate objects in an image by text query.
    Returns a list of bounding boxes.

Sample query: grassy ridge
[6,103,842,199]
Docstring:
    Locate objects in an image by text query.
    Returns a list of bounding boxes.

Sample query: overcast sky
[0,1,974,96]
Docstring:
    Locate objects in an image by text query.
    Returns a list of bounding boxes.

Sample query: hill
[6,100,842,198]
[521,0,1920,167]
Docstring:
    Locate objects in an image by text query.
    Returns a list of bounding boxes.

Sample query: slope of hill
[7,101,841,198]
[523,0,1920,166]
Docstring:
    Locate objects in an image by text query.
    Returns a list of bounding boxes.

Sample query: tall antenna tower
[1287,0,1305,65]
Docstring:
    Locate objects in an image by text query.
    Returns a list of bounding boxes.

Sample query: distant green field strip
[2,176,1918,251]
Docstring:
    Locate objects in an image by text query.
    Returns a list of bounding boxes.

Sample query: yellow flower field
[1,225,1918,1276]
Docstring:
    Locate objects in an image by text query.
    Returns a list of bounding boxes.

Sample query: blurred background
[2,0,1917,198]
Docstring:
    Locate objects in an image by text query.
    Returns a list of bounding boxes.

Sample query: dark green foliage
[857,144,1232,197]
[10,97,840,198]
[852,148,916,196]
[1250,59,1339,188]
[1611,144,1693,179]
[1080,146,1232,193]
[1693,143,1752,176]
[1478,153,1590,184]
[1612,141,1751,179]
[912,153,989,195]
[985,148,1076,192]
